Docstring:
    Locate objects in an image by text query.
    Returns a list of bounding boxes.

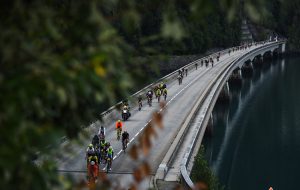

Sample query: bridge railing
[179,40,286,189]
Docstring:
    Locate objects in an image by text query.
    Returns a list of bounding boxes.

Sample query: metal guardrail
[179,40,286,189]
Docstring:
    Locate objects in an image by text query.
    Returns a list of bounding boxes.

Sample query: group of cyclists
[86,82,167,177]
[86,122,129,176]
[143,82,168,107]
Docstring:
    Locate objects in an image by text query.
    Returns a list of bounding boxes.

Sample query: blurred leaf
[129,144,139,160]
[144,123,157,138]
[129,183,138,190]
[161,14,185,41]
[153,112,163,129]
[245,1,260,22]
[194,182,209,190]
[139,133,151,156]
[140,162,151,175]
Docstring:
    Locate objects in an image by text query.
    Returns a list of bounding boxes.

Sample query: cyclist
[146,90,153,99]
[94,144,101,164]
[86,144,95,158]
[116,120,123,140]
[146,90,153,106]
[87,154,99,179]
[138,95,143,111]
[177,74,182,85]
[98,126,106,140]
[156,88,161,102]
[98,126,105,141]
[158,82,164,90]
[99,140,107,163]
[86,144,95,165]
[106,145,114,171]
[92,134,99,147]
[122,131,130,151]
[88,154,98,166]
[162,88,168,101]
[122,103,131,120]
[100,140,106,150]
[116,120,123,129]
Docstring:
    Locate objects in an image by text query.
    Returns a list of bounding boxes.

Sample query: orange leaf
[153,112,163,129]
[133,168,143,183]
[194,181,208,190]
[129,144,139,160]
[128,183,138,190]
[160,101,166,109]
[145,123,157,138]
[140,162,151,175]
[174,184,184,190]
[140,134,151,156]
[98,171,108,181]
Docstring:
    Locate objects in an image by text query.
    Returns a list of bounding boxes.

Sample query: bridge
[56,40,286,189]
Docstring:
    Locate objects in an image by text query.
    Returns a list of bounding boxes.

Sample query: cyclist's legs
[107,154,113,168]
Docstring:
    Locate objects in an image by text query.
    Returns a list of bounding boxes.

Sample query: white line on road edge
[113,52,241,160]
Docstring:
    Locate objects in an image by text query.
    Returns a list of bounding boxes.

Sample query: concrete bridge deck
[55,41,286,189]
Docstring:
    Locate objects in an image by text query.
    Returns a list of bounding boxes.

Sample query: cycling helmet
[90,161,95,165]
[89,144,93,148]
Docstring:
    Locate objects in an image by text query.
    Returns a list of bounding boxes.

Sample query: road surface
[56,44,265,188]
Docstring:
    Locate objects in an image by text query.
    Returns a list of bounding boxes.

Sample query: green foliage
[259,0,300,51]
[191,145,224,190]
[0,0,259,189]
[156,0,242,54]
[0,1,146,189]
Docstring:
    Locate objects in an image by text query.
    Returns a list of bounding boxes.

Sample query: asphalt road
[56,44,264,187]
